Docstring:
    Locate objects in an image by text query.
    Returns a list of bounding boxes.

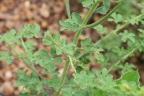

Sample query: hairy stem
[55,60,69,96]
[73,0,100,45]
[20,38,28,52]
[68,56,76,73]
[83,1,124,29]
[65,0,71,18]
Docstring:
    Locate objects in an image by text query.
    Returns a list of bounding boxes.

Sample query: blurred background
[0,0,144,96]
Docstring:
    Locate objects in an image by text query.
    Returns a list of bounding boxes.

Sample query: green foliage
[119,30,136,42]
[96,1,110,14]
[82,0,94,8]
[0,0,144,96]
[108,13,123,23]
[59,12,82,32]
[93,24,107,34]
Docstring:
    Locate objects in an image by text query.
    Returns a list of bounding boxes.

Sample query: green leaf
[108,13,123,23]
[82,0,93,8]
[95,53,105,62]
[59,12,82,32]
[63,43,75,55]
[108,13,123,24]
[73,71,95,89]
[53,32,60,42]
[6,56,14,64]
[73,24,81,32]
[43,31,53,45]
[59,20,72,31]
[3,29,18,44]
[47,76,61,91]
[138,29,144,37]
[127,15,139,25]
[54,57,62,64]
[71,12,82,24]
[120,80,138,91]
[119,30,135,43]
[25,41,37,51]
[35,82,43,91]
[24,23,40,38]
[0,51,14,65]
[0,35,3,42]
[96,1,110,14]
[81,38,91,47]
[95,68,116,90]
[44,61,57,75]
[112,46,126,56]
[50,47,56,57]
[93,25,107,34]
[119,63,135,74]
[115,70,140,88]
[0,52,7,60]
[55,46,63,55]
[33,50,51,67]
[138,2,144,9]
[14,70,31,86]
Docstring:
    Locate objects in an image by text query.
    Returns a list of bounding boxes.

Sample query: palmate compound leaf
[2,29,19,44]
[108,13,123,23]
[24,23,40,38]
[33,50,57,75]
[81,38,91,47]
[138,29,144,37]
[95,68,116,90]
[59,12,82,32]
[93,24,107,34]
[112,46,126,57]
[71,12,82,24]
[53,32,61,42]
[82,0,93,8]
[96,1,110,14]
[73,71,95,89]
[0,51,14,65]
[14,70,43,95]
[115,70,140,88]
[119,30,135,43]
[62,86,84,96]
[59,20,72,31]
[94,53,105,62]
[33,50,51,66]
[24,41,37,52]
[63,43,76,55]
[43,31,53,45]
[118,62,135,74]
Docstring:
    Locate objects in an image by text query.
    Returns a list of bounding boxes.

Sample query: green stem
[65,0,71,19]
[73,0,100,45]
[108,45,141,72]
[20,38,28,52]
[55,60,69,96]
[68,56,76,73]
[83,1,124,29]
[82,0,100,25]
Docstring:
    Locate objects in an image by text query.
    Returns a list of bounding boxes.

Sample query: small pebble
[5,71,12,79]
